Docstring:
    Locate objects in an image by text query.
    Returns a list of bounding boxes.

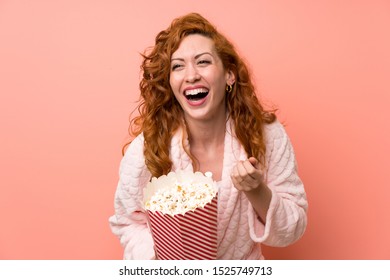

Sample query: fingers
[231,170,252,192]
[237,159,259,180]
[231,158,263,192]
[248,157,260,169]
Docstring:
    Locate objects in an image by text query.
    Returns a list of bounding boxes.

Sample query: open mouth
[184,88,209,101]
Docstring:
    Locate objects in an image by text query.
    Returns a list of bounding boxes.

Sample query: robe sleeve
[108,135,156,259]
[248,121,308,247]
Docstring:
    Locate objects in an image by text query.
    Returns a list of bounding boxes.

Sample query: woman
[109,13,307,259]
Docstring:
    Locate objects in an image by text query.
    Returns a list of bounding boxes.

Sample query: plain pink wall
[1,0,389,259]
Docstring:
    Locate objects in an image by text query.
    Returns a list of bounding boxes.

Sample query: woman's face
[169,34,235,123]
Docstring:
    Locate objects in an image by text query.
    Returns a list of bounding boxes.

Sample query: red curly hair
[124,13,276,178]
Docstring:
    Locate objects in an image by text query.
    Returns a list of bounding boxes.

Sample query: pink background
[1,0,389,259]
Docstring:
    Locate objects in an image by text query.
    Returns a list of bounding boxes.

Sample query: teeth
[185,88,208,96]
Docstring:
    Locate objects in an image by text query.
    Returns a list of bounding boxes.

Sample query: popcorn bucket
[143,170,218,260]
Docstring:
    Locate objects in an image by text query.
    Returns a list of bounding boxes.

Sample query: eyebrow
[171,52,213,62]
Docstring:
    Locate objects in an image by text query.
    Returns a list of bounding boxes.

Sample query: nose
[185,63,200,83]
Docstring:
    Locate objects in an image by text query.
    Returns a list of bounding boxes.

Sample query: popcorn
[144,170,217,216]
[145,180,216,215]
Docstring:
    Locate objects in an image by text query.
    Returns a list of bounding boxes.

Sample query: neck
[185,113,227,151]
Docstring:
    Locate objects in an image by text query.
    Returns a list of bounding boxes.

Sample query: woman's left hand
[231,157,265,192]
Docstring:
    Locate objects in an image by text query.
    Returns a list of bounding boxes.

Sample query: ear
[225,70,236,85]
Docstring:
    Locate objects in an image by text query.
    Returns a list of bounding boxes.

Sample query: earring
[226,84,233,93]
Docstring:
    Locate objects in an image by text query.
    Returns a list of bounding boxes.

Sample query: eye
[171,63,183,71]
[198,60,211,65]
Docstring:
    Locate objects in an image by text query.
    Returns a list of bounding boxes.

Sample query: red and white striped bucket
[147,195,218,260]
